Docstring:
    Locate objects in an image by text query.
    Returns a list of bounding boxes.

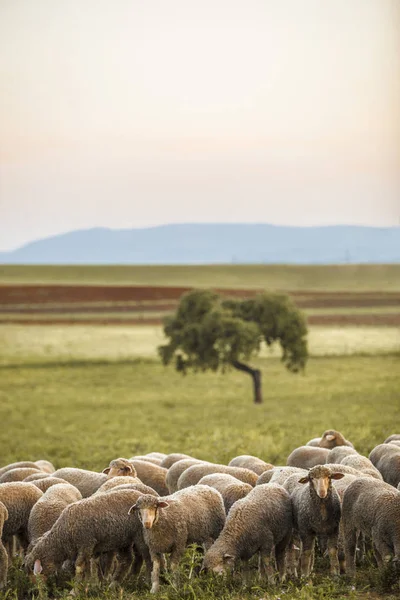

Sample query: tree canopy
[158,289,308,403]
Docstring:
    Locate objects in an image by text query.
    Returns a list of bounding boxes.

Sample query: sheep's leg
[286,534,300,578]
[299,534,315,578]
[356,533,365,566]
[343,527,357,576]
[150,553,162,594]
[374,540,393,568]
[0,542,8,589]
[275,532,291,582]
[169,546,185,587]
[327,534,340,576]
[259,547,276,584]
[75,548,93,583]
[113,547,134,583]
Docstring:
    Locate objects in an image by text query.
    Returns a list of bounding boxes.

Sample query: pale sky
[0,0,399,251]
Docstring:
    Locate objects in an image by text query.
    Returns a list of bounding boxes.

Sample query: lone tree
[158,289,308,404]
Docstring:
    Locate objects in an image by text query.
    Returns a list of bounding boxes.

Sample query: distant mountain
[0,224,399,264]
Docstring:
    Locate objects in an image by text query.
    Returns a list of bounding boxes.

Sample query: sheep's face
[319,430,345,449]
[299,466,344,499]
[25,554,56,578]
[203,552,234,574]
[129,496,169,529]
[103,459,135,478]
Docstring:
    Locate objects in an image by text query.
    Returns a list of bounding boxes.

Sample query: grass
[1,263,400,290]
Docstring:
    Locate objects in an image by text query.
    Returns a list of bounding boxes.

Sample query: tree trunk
[231,360,262,404]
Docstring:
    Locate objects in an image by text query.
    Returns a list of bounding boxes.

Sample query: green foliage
[159,290,308,374]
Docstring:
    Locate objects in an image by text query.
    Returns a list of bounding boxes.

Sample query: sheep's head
[318,430,347,449]
[103,458,136,478]
[202,549,235,574]
[25,544,57,578]
[129,494,169,529]
[299,465,344,499]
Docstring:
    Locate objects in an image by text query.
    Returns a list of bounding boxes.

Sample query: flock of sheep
[0,429,399,593]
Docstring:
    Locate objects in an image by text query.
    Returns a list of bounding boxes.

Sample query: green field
[1,263,400,290]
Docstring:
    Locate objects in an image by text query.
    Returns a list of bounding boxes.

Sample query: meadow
[0,264,399,599]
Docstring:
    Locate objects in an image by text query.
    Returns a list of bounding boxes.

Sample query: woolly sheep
[0,483,43,554]
[25,489,151,584]
[306,437,322,447]
[198,474,252,513]
[228,455,273,476]
[369,444,400,487]
[160,453,196,469]
[32,478,70,493]
[52,468,107,497]
[166,458,204,493]
[129,456,163,466]
[178,464,258,490]
[0,468,42,483]
[129,485,225,593]
[129,460,169,496]
[34,460,56,474]
[104,482,159,496]
[257,467,308,487]
[27,483,82,549]
[95,476,142,493]
[0,462,40,478]
[318,430,354,449]
[289,465,344,577]
[384,434,400,444]
[203,484,292,583]
[24,473,52,482]
[342,477,400,575]
[103,458,137,478]
[326,446,358,463]
[0,502,8,589]
[340,455,382,479]
[286,446,330,469]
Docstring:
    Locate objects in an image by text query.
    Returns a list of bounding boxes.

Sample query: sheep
[34,460,56,474]
[130,456,163,466]
[32,478,70,493]
[27,483,82,549]
[340,455,382,479]
[0,502,9,589]
[369,444,400,487]
[318,430,354,449]
[52,468,108,497]
[202,484,292,583]
[287,446,330,469]
[0,468,42,483]
[306,438,322,447]
[228,455,273,476]
[25,489,151,584]
[145,453,167,461]
[384,434,400,444]
[104,483,159,496]
[0,462,41,478]
[129,485,226,593]
[198,474,252,513]
[178,464,258,490]
[166,458,204,493]
[24,473,52,482]
[129,460,169,496]
[257,467,308,487]
[95,476,142,493]
[103,458,137,478]
[342,477,400,575]
[0,483,43,555]
[326,446,358,464]
[160,453,196,469]
[289,465,344,577]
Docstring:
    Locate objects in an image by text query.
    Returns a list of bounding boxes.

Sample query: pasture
[0,264,399,599]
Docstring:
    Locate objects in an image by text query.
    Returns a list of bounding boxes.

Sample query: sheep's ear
[102,467,111,475]
[298,476,309,484]
[223,554,234,561]
[33,559,43,576]
[124,465,133,474]
[330,473,345,480]
[157,501,169,509]
[128,504,138,515]
[326,434,336,441]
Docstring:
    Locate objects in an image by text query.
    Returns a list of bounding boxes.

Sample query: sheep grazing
[0,483,43,555]
[257,466,308,487]
[129,460,169,496]
[203,484,292,583]
[228,455,273,476]
[27,483,82,549]
[0,468,42,483]
[52,468,107,497]
[160,453,196,469]
[166,458,204,493]
[103,458,137,478]
[317,430,354,449]
[178,464,258,490]
[289,465,344,577]
[369,444,400,487]
[198,474,252,513]
[286,446,330,469]
[25,489,151,584]
[32,477,70,493]
[0,502,9,589]
[326,446,358,464]
[342,478,400,575]
[129,485,226,593]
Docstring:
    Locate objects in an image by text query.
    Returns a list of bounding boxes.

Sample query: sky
[0,0,399,251]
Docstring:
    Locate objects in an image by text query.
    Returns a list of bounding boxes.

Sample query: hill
[0,223,399,264]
